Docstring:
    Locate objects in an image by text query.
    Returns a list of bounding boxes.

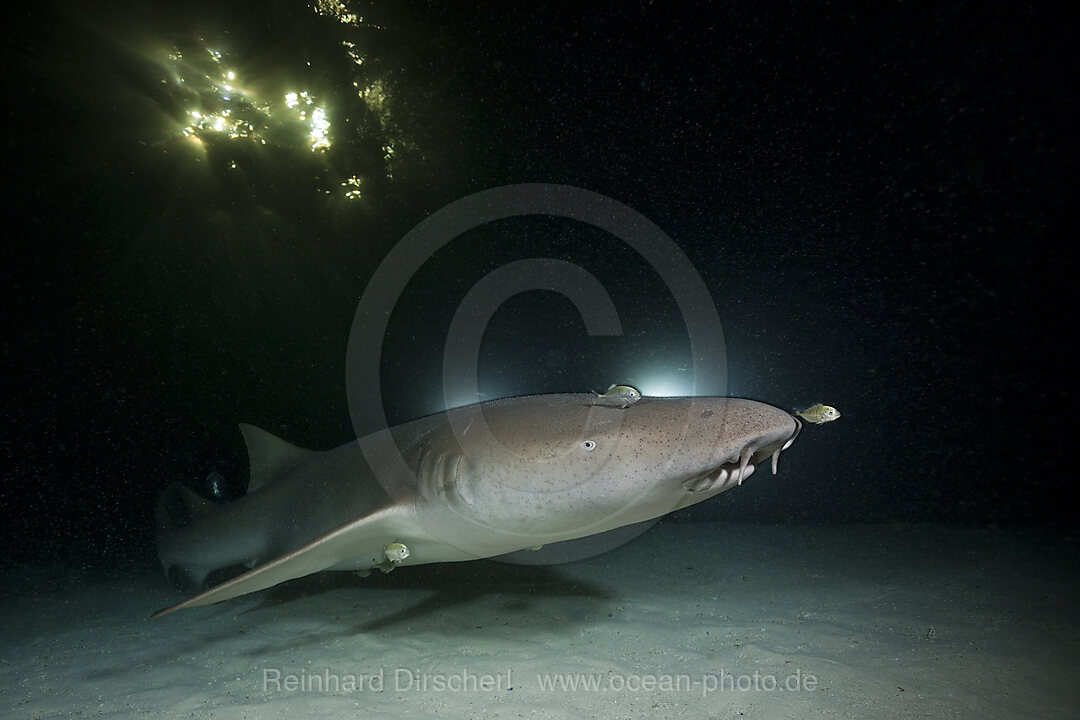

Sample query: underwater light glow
[341,40,365,67]
[165,47,332,152]
[309,107,331,150]
[633,370,694,398]
[313,0,385,29]
[146,27,412,195]
[342,175,363,199]
[315,0,359,26]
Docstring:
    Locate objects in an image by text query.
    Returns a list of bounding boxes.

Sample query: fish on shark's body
[591,384,642,408]
[153,393,800,617]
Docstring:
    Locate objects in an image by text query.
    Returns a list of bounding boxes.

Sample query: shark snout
[747,414,801,477]
[683,411,802,494]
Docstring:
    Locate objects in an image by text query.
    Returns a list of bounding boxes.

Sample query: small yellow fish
[593,384,642,408]
[796,403,841,424]
[375,542,411,574]
[383,542,410,564]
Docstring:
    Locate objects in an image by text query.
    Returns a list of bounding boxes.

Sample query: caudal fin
[155,482,218,591]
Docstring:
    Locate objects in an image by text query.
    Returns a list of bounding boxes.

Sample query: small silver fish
[592,384,642,408]
[795,403,841,424]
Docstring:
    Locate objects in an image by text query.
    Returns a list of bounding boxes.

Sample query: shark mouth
[682,417,802,493]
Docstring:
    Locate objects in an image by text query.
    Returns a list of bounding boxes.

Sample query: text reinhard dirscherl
[262,667,818,698]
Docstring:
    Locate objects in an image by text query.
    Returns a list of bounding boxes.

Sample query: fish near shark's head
[413,394,801,556]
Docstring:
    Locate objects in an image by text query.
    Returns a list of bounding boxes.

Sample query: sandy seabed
[3,522,1077,719]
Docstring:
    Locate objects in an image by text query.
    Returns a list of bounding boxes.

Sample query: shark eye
[580,440,597,451]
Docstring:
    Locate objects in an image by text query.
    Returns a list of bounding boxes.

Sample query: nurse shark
[153,393,800,617]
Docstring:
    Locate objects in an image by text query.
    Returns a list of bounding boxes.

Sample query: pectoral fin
[151,505,413,618]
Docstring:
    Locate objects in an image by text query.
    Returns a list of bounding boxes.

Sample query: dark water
[3,0,1075,572]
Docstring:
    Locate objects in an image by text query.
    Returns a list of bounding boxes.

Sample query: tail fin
[155,482,217,591]
[155,425,313,593]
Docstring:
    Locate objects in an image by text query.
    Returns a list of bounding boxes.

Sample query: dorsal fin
[239,423,313,493]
